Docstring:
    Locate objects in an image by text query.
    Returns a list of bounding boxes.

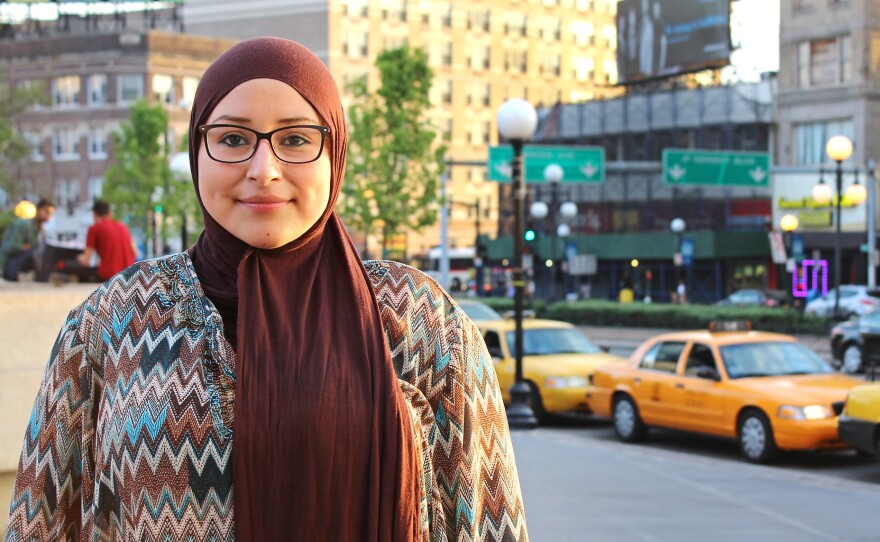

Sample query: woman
[5,37,528,541]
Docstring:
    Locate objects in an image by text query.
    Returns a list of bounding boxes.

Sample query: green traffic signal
[155,205,163,213]
[524,229,536,242]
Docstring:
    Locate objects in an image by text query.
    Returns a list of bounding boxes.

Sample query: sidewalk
[578,324,832,360]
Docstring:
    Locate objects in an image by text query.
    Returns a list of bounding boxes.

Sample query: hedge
[475,297,830,336]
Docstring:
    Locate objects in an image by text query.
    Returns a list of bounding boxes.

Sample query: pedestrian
[5,37,528,542]
[75,199,138,281]
[677,279,688,304]
[0,198,55,281]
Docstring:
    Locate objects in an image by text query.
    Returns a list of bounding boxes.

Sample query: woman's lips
[238,198,290,211]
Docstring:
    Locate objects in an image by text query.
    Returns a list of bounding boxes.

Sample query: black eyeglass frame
[198,123,331,164]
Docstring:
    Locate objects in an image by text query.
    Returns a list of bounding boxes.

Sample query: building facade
[183,0,622,257]
[0,16,236,246]
[773,0,880,290]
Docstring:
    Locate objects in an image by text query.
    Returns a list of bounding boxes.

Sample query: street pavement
[512,426,880,542]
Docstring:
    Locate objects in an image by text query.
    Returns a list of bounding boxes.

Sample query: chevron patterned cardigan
[5,253,528,542]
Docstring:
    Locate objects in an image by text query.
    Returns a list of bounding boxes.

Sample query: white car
[805,285,880,318]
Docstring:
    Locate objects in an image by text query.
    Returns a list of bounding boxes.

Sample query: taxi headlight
[544,376,589,389]
[777,404,833,420]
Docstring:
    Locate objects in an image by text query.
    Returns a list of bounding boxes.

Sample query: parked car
[838,383,880,464]
[829,310,880,374]
[716,289,784,307]
[586,322,862,463]
[456,299,503,322]
[477,318,626,423]
[805,285,880,318]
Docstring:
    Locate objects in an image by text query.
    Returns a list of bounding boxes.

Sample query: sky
[723,0,781,82]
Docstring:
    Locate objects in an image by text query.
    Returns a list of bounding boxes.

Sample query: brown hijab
[187,37,420,541]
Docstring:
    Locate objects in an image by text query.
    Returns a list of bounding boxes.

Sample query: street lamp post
[543,164,563,299]
[670,218,686,303]
[780,213,799,305]
[558,202,577,297]
[529,200,549,296]
[169,152,191,251]
[813,135,867,318]
[497,98,538,429]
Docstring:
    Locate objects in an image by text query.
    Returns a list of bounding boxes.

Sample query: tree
[0,68,46,200]
[104,100,199,253]
[341,45,446,259]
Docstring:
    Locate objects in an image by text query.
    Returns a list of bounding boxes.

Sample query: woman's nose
[246,140,281,184]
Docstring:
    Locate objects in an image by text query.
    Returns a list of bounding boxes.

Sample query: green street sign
[488,145,605,183]
[662,149,770,187]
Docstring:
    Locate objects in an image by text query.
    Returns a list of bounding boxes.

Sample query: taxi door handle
[675,383,685,389]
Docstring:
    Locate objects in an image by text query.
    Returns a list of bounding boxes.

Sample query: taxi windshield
[506,328,601,357]
[719,342,832,378]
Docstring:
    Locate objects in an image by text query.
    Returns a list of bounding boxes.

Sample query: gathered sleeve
[367,261,528,542]
[5,296,101,542]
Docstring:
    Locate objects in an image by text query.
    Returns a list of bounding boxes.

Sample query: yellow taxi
[476,318,626,423]
[838,382,880,463]
[586,322,863,463]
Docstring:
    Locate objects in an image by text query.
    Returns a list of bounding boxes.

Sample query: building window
[87,177,103,202]
[798,35,851,88]
[53,127,80,160]
[505,49,528,73]
[506,12,526,37]
[23,131,44,161]
[52,76,80,107]
[574,56,595,81]
[794,119,854,165]
[442,42,452,66]
[345,32,369,57]
[346,0,368,17]
[467,9,490,32]
[88,126,108,159]
[441,4,451,27]
[572,21,594,47]
[118,74,144,103]
[87,75,107,106]
[182,76,199,109]
[539,53,561,76]
[54,178,81,213]
[152,74,175,105]
[444,118,453,142]
[441,80,452,104]
[603,59,618,84]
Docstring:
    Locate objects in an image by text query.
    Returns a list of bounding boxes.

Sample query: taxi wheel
[526,382,546,424]
[612,395,646,443]
[738,410,778,464]
[841,344,862,374]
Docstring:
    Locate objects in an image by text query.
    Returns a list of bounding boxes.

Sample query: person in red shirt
[78,200,138,281]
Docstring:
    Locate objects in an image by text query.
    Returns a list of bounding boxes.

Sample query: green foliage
[341,45,446,257]
[476,297,829,336]
[103,101,201,247]
[0,68,47,198]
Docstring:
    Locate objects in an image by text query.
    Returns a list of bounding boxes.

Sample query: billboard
[616,0,731,84]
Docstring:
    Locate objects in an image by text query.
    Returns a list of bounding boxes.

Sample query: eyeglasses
[199,124,330,164]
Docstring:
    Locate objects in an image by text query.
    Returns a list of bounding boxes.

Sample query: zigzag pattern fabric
[5,254,527,541]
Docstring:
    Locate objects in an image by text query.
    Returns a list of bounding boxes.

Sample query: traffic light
[524,229,536,242]
[154,205,163,214]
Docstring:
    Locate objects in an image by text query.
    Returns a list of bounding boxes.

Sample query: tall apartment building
[183,0,622,256]
[0,16,236,241]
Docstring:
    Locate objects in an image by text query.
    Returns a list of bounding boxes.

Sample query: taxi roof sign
[709,320,752,332]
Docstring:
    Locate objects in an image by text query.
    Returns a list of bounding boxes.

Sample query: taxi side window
[483,331,503,359]
[685,343,718,377]
[638,341,684,373]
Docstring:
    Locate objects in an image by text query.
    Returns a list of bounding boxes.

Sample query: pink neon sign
[792,259,829,298]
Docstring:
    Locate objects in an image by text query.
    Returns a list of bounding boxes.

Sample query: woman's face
[198,78,332,249]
